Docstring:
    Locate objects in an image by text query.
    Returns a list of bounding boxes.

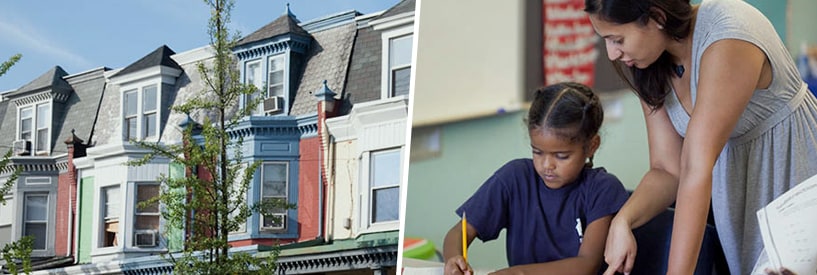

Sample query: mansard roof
[111,45,181,78]
[236,13,310,47]
[288,20,356,116]
[6,66,71,98]
[58,67,108,147]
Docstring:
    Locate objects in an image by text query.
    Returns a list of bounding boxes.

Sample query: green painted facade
[78,176,94,263]
[166,162,185,252]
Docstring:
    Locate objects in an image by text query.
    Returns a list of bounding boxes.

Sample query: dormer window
[17,102,51,155]
[123,84,159,141]
[388,34,412,97]
[268,55,286,98]
[375,13,414,99]
[242,55,287,115]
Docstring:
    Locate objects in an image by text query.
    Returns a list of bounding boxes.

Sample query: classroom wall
[405,0,812,270]
[788,0,817,56]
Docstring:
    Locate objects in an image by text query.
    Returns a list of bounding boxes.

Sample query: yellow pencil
[462,211,468,262]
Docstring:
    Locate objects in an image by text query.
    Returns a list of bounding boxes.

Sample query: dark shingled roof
[8,66,70,97]
[111,45,181,78]
[288,22,357,116]
[237,14,309,47]
[376,0,415,19]
[56,68,108,148]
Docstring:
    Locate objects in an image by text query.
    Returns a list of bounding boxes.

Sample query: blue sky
[0,0,400,92]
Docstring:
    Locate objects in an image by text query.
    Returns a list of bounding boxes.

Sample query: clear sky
[0,0,401,92]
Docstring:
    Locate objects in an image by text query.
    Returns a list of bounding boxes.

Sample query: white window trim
[120,83,161,142]
[267,54,287,99]
[16,101,52,155]
[358,147,403,233]
[260,161,289,231]
[380,25,414,99]
[133,182,160,248]
[96,184,121,251]
[22,193,49,251]
[230,163,249,234]
[242,59,264,115]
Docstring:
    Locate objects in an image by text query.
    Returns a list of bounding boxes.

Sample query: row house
[1,0,412,274]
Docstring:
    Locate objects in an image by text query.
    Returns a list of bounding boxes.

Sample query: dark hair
[585,0,694,110]
[527,82,603,166]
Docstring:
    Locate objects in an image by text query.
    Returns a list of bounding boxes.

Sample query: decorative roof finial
[286,3,296,19]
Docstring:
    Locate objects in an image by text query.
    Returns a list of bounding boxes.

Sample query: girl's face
[589,14,667,69]
[529,128,599,189]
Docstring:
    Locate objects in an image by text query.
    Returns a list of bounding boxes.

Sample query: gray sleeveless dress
[663,0,817,274]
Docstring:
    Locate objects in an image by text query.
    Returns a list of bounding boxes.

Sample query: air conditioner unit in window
[134,231,157,247]
[263,213,286,230]
[12,140,30,156]
[263,96,283,114]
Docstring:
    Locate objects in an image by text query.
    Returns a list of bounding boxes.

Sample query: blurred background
[403,0,817,270]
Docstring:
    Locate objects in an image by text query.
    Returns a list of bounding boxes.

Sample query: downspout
[326,135,336,242]
[72,169,82,264]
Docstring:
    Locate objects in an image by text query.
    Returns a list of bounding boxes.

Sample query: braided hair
[526,82,604,167]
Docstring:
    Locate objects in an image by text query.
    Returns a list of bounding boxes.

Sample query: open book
[752,174,817,274]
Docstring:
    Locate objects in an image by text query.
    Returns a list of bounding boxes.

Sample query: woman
[583,0,817,274]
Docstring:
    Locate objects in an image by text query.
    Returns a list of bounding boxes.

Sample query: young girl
[442,82,629,275]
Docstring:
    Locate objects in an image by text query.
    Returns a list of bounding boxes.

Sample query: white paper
[755,174,817,274]
[402,258,494,275]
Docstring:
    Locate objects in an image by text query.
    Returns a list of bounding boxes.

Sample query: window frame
[359,147,403,233]
[0,196,14,248]
[100,185,120,248]
[260,161,289,231]
[242,59,264,114]
[267,54,286,98]
[23,193,49,251]
[17,101,51,155]
[380,26,414,99]
[121,83,160,141]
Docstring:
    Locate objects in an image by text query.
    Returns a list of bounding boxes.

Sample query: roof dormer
[7,66,71,156]
[233,4,312,117]
[109,45,182,142]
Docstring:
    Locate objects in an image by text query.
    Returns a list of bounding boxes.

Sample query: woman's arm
[603,100,684,275]
[667,38,767,274]
[491,216,613,275]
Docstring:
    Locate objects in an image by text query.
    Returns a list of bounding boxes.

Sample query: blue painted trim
[233,34,311,60]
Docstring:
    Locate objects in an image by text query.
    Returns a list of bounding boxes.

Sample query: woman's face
[589,15,667,69]
[529,128,598,189]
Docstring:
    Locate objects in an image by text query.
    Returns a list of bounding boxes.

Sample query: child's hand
[765,267,797,275]
[444,256,472,275]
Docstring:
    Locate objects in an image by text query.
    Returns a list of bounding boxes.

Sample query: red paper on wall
[543,0,598,87]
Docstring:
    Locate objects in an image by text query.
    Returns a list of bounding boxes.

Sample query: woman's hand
[603,218,637,275]
[444,255,472,275]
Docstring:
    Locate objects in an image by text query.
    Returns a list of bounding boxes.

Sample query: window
[124,90,138,140]
[261,163,288,230]
[101,186,119,247]
[369,150,401,224]
[19,107,32,141]
[230,164,248,233]
[267,55,285,98]
[143,86,157,138]
[122,85,159,141]
[23,194,48,250]
[134,184,159,247]
[0,197,12,247]
[18,102,50,154]
[388,34,413,97]
[244,60,263,114]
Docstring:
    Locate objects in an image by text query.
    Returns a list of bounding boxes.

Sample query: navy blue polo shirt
[456,159,628,266]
